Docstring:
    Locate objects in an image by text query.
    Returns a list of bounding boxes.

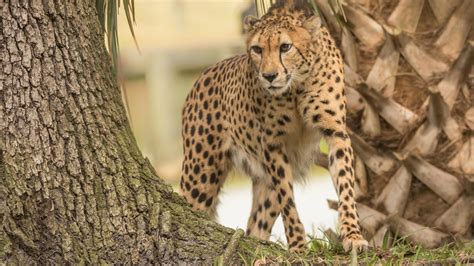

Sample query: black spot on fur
[191,189,199,198]
[322,128,335,136]
[325,109,336,116]
[207,135,214,145]
[264,199,272,209]
[198,193,207,203]
[193,164,201,174]
[195,143,202,153]
[205,197,213,207]
[210,173,217,184]
[312,114,321,123]
[277,166,285,178]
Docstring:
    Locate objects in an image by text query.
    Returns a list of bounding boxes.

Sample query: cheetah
[179,0,368,252]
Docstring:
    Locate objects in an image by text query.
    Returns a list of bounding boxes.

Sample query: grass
[307,238,473,265]
[235,232,474,265]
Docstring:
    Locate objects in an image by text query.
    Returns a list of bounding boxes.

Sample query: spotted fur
[179,1,368,252]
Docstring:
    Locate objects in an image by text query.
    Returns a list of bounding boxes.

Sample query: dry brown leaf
[314,151,328,169]
[432,91,461,142]
[347,0,370,8]
[396,34,449,81]
[327,199,338,210]
[342,5,385,48]
[437,45,473,110]
[402,121,440,156]
[448,137,474,177]
[402,92,457,155]
[428,0,462,24]
[370,225,392,248]
[435,0,474,60]
[324,228,341,245]
[374,166,412,216]
[461,83,470,102]
[313,0,341,35]
[366,36,399,97]
[344,64,363,87]
[434,196,473,235]
[465,108,474,130]
[350,131,397,176]
[387,0,425,33]
[361,99,381,137]
[403,155,463,204]
[358,203,387,236]
[341,28,358,72]
[357,84,419,134]
[442,113,462,142]
[387,215,451,248]
[345,86,365,112]
[254,258,268,266]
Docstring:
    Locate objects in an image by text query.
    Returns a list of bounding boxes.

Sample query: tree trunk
[0,1,282,264]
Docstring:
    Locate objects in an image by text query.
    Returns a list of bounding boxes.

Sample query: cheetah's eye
[280,43,292,53]
[251,45,262,54]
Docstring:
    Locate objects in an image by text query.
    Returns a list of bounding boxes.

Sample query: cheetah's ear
[303,15,322,34]
[243,15,260,32]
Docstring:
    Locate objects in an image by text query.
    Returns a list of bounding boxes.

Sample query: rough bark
[317,0,474,247]
[0,1,284,264]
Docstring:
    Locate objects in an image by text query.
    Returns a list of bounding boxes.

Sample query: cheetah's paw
[288,241,307,253]
[342,234,369,253]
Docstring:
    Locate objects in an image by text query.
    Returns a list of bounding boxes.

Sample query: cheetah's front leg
[252,143,306,251]
[298,71,368,252]
[325,129,368,251]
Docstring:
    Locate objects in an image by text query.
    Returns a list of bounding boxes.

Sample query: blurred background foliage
[115,0,248,180]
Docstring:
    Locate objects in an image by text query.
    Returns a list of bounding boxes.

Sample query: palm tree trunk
[0,1,281,264]
[315,0,473,247]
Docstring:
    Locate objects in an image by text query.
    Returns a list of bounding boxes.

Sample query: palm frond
[96,0,138,124]
[255,0,274,17]
[254,0,345,22]
[96,0,138,71]
[327,0,347,27]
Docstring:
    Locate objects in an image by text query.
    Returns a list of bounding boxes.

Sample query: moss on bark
[0,1,286,264]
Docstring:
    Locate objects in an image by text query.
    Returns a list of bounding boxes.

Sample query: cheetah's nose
[262,72,278,83]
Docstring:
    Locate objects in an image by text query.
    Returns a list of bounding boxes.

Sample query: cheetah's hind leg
[179,140,232,220]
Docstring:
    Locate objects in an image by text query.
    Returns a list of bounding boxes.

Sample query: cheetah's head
[244,10,321,95]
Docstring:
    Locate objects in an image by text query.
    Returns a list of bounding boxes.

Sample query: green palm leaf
[96,0,138,71]
[254,0,346,27]
[96,0,138,123]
